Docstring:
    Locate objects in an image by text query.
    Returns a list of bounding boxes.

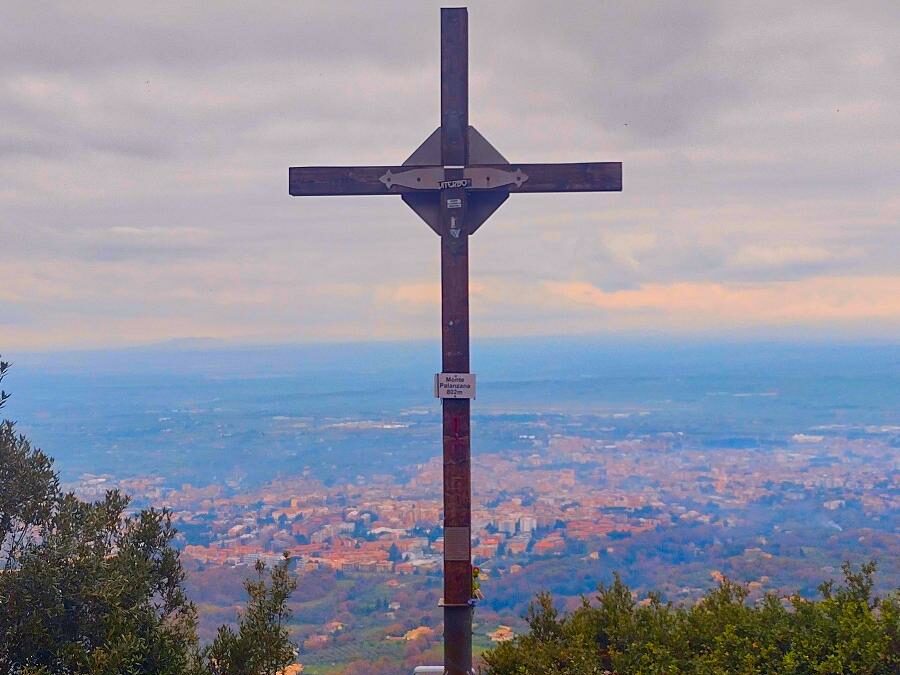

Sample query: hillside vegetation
[482,566,899,674]
[0,359,296,675]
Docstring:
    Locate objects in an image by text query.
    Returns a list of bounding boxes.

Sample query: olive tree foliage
[482,566,900,675]
[0,373,193,672]
[203,554,298,675]
[0,359,297,675]
[0,358,9,409]
[0,357,59,578]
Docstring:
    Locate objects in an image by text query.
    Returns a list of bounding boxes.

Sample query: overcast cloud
[1,0,899,350]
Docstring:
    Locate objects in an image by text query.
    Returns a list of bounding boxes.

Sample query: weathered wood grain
[480,162,623,193]
[441,8,468,166]
[288,166,400,196]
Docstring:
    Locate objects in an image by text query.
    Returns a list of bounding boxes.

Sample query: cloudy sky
[2,1,899,351]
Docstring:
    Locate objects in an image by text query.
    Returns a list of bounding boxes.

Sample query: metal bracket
[382,166,528,191]
[380,167,445,190]
[465,167,528,189]
[438,598,479,607]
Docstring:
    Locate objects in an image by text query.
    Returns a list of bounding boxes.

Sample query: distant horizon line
[8,331,899,359]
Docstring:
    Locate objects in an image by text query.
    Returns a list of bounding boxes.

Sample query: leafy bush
[0,360,297,675]
[482,565,899,674]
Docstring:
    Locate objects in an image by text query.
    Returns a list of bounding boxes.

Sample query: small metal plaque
[444,526,470,561]
[434,372,476,399]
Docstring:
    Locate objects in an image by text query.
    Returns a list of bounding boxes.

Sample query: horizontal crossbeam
[289,162,621,196]
[289,166,403,196]
[476,162,622,193]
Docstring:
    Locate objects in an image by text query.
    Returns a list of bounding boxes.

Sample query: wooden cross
[289,8,621,673]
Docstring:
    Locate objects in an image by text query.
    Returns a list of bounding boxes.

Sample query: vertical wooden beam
[441,174,472,675]
[441,170,471,594]
[440,8,472,674]
[441,7,468,167]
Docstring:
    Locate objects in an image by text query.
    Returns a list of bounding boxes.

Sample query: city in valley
[70,416,898,670]
[15,342,899,671]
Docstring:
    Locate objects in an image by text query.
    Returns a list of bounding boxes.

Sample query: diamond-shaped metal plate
[401,126,511,235]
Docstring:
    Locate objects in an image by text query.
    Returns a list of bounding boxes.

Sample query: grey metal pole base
[444,605,473,674]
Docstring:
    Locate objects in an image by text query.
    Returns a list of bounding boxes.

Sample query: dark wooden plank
[288,163,621,196]
[478,162,622,193]
[289,166,404,196]
[440,170,472,615]
[441,8,468,166]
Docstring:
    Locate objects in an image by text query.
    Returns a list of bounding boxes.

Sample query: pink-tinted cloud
[545,276,900,326]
